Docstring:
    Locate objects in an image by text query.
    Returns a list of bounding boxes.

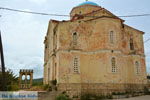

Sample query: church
[44,1,147,95]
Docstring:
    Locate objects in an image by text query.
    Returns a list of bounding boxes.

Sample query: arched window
[27,75,30,80]
[22,75,25,80]
[73,32,77,46]
[135,61,140,74]
[27,75,30,84]
[110,31,114,43]
[130,38,134,50]
[111,57,117,73]
[73,57,79,73]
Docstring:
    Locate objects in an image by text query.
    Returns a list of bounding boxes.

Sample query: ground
[115,95,150,100]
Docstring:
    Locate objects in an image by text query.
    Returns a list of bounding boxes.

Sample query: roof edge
[124,24,144,34]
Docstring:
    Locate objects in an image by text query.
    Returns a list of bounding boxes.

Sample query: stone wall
[57,83,147,96]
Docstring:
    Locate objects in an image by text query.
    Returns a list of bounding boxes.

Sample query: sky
[0,0,150,78]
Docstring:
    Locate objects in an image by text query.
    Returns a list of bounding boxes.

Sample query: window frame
[111,57,117,73]
[130,38,134,50]
[109,31,114,44]
[73,57,80,74]
[72,32,77,46]
[135,61,140,75]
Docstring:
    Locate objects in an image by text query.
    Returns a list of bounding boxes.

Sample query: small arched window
[130,38,134,50]
[73,32,77,46]
[110,31,114,43]
[22,75,25,80]
[27,75,30,80]
[111,57,117,73]
[135,61,140,74]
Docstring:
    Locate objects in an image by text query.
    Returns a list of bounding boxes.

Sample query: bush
[51,79,57,85]
[0,69,18,91]
[81,94,92,100]
[72,95,78,98]
[56,94,71,100]
[43,84,52,91]
[80,93,111,100]
[112,92,126,95]
[32,79,43,86]
[106,94,113,99]
[144,87,150,95]
[55,87,57,91]
[7,84,19,91]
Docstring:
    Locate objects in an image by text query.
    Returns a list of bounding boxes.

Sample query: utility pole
[0,15,6,91]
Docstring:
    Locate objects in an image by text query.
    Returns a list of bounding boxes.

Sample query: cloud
[28,0,48,4]
[1,10,47,78]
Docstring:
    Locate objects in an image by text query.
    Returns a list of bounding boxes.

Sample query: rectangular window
[111,57,117,73]
[135,61,140,75]
[110,31,114,44]
[73,32,77,46]
[73,57,79,73]
[130,38,134,50]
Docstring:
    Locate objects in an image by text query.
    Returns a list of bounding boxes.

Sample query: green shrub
[7,84,19,91]
[72,95,78,98]
[81,94,91,100]
[62,91,66,94]
[81,94,109,100]
[51,79,57,85]
[112,92,117,95]
[112,92,126,95]
[56,94,71,100]
[55,87,57,91]
[106,94,113,99]
[32,80,43,86]
[0,69,18,91]
[144,87,150,95]
[43,84,52,91]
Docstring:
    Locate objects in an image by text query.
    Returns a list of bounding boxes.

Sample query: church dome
[77,1,99,6]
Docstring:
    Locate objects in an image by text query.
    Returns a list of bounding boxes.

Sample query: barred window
[73,57,79,73]
[130,38,134,50]
[112,57,117,73]
[135,61,140,74]
[73,32,77,45]
[110,31,114,43]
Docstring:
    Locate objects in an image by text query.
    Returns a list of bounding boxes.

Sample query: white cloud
[28,0,48,4]
[1,10,47,78]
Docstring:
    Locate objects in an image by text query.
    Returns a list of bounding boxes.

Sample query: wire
[1,7,150,18]
[145,38,150,43]
[0,7,69,17]
[119,14,150,18]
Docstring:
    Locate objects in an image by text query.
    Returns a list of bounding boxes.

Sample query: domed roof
[77,1,99,6]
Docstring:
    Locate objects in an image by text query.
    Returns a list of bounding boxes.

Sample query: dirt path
[114,95,150,100]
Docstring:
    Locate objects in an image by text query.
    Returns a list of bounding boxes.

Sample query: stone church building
[44,1,147,95]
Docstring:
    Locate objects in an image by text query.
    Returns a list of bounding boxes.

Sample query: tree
[0,69,19,91]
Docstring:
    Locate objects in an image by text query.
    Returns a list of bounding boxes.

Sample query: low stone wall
[57,83,147,97]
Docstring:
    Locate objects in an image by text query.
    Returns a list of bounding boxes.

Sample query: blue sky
[0,0,150,78]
